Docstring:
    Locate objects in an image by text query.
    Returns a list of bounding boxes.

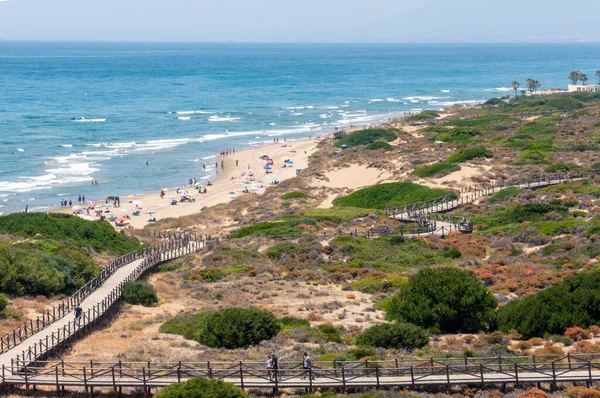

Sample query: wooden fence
[0,238,203,356]
[4,354,600,394]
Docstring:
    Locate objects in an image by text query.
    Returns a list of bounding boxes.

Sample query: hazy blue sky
[1,0,599,42]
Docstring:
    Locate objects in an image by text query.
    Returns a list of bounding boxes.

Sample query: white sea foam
[403,96,447,101]
[428,99,484,107]
[440,90,451,93]
[61,144,73,148]
[200,134,229,141]
[72,117,106,123]
[17,148,24,152]
[291,113,303,116]
[202,155,216,160]
[269,123,276,126]
[208,116,241,122]
[387,97,401,102]
[174,110,213,115]
[496,87,512,92]
[370,99,384,102]
[177,116,191,120]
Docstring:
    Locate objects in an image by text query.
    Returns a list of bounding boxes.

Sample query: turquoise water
[1,42,599,214]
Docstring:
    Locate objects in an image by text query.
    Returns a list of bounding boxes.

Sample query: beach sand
[53,138,321,229]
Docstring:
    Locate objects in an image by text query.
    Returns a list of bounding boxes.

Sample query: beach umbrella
[130,206,140,211]
[88,200,97,206]
[264,165,272,170]
[71,205,82,211]
[145,210,156,214]
[122,219,131,224]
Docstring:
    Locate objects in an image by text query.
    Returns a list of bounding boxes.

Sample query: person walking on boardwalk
[270,352,278,382]
[74,304,83,321]
[266,354,273,381]
[302,352,313,380]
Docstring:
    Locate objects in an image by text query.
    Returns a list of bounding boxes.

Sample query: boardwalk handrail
[4,354,600,391]
[0,235,203,355]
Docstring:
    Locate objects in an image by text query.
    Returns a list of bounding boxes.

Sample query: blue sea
[1,42,599,215]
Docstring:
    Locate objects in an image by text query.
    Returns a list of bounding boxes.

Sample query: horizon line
[1,39,600,45]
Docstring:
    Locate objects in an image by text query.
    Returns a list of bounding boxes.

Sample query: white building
[568,84,599,93]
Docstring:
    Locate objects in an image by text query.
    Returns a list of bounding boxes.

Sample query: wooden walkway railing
[3,354,600,394]
[386,172,585,234]
[0,237,204,357]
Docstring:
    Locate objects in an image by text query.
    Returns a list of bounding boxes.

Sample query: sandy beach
[53,138,321,229]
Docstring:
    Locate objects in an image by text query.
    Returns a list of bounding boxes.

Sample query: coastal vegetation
[155,378,247,398]
[332,182,453,209]
[334,127,398,148]
[123,281,158,306]
[355,323,428,350]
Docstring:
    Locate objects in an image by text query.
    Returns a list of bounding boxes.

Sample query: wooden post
[446,364,450,386]
[177,362,181,383]
[143,367,148,398]
[568,353,572,371]
[112,366,117,393]
[551,361,557,389]
[480,364,484,388]
[410,365,415,388]
[375,366,380,389]
[83,366,88,394]
[239,362,244,389]
[589,360,593,387]
[207,361,212,379]
[55,365,60,395]
[341,365,346,390]
[514,362,519,387]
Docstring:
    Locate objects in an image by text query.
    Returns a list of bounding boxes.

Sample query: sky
[0,0,599,43]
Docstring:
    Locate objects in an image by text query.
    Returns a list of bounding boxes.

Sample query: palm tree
[580,74,588,85]
[569,70,581,85]
[511,81,521,97]
[520,90,527,96]
[526,78,536,94]
[596,70,600,85]
[535,80,542,92]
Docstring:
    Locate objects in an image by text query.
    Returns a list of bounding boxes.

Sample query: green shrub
[349,275,408,293]
[229,218,319,238]
[444,115,519,128]
[196,308,280,349]
[332,182,454,209]
[545,163,578,173]
[505,95,584,112]
[428,127,482,143]
[497,271,600,338]
[266,243,309,259]
[408,110,440,122]
[317,324,344,343]
[335,128,398,148]
[412,162,461,178]
[279,316,311,331]
[517,115,563,135]
[446,146,492,163]
[122,282,158,306]
[160,313,209,340]
[0,213,142,254]
[330,236,451,270]
[365,141,394,151]
[154,378,247,398]
[488,187,522,202]
[0,293,8,313]
[442,246,462,259]
[356,323,429,350]
[0,239,98,297]
[303,207,384,223]
[281,191,308,200]
[385,268,497,333]
[473,200,575,231]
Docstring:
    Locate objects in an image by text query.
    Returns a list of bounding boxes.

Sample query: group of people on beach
[220,148,235,156]
[266,352,313,381]
[59,199,73,208]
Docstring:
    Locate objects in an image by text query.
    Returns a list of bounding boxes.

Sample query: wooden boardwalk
[3,356,600,392]
[386,173,584,236]
[0,239,204,370]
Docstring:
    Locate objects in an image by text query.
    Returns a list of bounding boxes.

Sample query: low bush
[446,146,492,163]
[408,110,440,122]
[154,377,247,398]
[332,182,454,209]
[355,322,429,350]
[279,316,311,331]
[428,127,482,143]
[545,163,578,173]
[303,207,384,223]
[196,308,280,349]
[498,270,600,338]
[335,128,398,148]
[229,218,319,238]
[445,115,519,128]
[385,267,498,333]
[0,213,142,254]
[122,282,158,306]
[266,243,310,259]
[488,187,522,202]
[281,191,308,200]
[365,141,394,151]
[0,293,8,313]
[412,162,461,178]
[349,275,408,293]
